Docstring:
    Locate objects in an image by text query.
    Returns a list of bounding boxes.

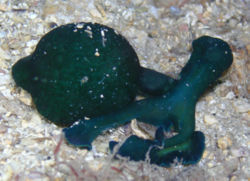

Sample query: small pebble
[1,165,13,181]
[233,101,250,113]
[0,47,11,60]
[217,136,232,150]
[230,176,237,181]
[131,0,144,6]
[21,119,29,128]
[0,124,8,134]
[0,4,8,11]
[202,150,209,159]
[204,114,218,125]
[30,113,42,125]
[89,9,102,18]
[18,90,32,106]
[207,162,214,168]
[130,119,152,139]
[43,5,59,16]
[225,91,235,99]
[231,147,247,157]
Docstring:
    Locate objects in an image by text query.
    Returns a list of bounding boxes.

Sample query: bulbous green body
[12,23,141,126]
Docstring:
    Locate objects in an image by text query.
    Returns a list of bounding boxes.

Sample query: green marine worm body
[12,22,233,167]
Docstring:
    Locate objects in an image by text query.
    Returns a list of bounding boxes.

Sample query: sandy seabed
[0,0,249,180]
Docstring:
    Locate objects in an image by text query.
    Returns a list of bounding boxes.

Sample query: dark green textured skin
[12,22,143,126]
[64,36,233,166]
